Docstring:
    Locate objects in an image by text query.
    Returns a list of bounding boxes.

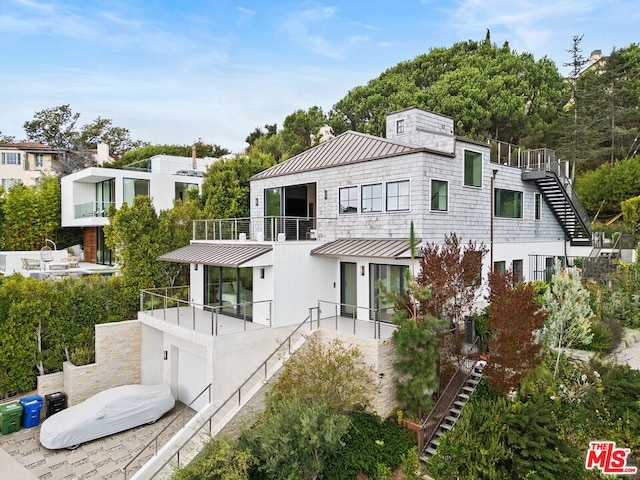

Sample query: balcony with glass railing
[74,201,115,219]
[192,216,337,242]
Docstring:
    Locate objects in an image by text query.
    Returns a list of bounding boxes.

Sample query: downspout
[490,169,498,269]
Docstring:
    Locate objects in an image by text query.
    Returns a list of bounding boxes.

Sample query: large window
[339,186,358,214]
[361,184,382,213]
[431,179,448,211]
[370,264,408,321]
[95,179,114,216]
[175,182,198,202]
[464,150,482,187]
[386,180,410,211]
[513,259,523,283]
[35,154,44,168]
[534,193,542,220]
[1,153,21,165]
[205,266,254,319]
[1,178,20,190]
[494,189,523,218]
[123,178,150,205]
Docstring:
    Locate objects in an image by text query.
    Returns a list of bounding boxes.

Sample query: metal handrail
[140,288,272,334]
[419,337,480,455]
[123,383,212,479]
[192,216,336,241]
[134,313,316,478]
[315,300,398,339]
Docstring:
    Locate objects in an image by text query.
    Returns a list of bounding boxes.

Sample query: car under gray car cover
[40,384,175,449]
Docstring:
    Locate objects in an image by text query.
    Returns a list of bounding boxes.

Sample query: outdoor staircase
[420,360,484,462]
[521,159,592,247]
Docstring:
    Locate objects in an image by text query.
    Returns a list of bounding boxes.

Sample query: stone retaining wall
[37,320,142,406]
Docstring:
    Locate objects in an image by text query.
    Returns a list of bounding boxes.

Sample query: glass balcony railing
[74,201,114,219]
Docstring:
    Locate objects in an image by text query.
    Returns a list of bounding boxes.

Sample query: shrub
[323,409,416,480]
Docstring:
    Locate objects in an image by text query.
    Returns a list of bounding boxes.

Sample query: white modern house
[138,107,593,417]
[60,154,216,265]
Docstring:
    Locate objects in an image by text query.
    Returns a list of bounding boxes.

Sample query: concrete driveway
[0,403,193,480]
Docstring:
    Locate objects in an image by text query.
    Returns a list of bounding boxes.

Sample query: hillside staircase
[520,149,592,246]
[419,350,484,463]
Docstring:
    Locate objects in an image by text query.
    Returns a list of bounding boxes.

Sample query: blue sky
[1,0,638,153]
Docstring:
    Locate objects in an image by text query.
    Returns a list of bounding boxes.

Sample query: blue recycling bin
[20,395,43,428]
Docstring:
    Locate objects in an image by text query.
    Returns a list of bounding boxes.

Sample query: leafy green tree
[558,44,640,172]
[158,198,202,286]
[201,151,275,219]
[269,336,376,413]
[280,106,328,156]
[574,154,640,217]
[426,394,511,480]
[23,104,146,154]
[245,123,277,148]
[173,436,254,480]
[1,175,66,251]
[239,397,350,480]
[115,142,230,168]
[329,33,566,146]
[486,270,547,394]
[105,196,165,291]
[541,260,594,378]
[0,131,15,143]
[506,394,582,480]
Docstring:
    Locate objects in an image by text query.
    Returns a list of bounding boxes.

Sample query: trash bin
[0,402,24,435]
[45,392,67,418]
[20,395,43,428]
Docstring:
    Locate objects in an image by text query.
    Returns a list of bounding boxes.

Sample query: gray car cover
[40,384,175,449]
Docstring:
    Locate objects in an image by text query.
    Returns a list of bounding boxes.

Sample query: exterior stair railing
[125,311,319,479]
[419,337,482,459]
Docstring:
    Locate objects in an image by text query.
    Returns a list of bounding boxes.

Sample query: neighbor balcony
[74,200,115,219]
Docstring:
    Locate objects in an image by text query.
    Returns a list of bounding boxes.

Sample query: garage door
[177,348,208,410]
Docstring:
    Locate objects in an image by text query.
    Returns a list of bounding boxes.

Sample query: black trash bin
[20,395,43,428]
[45,392,67,418]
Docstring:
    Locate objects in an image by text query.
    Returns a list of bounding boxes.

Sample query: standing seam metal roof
[157,243,272,267]
[250,131,421,180]
[310,238,419,259]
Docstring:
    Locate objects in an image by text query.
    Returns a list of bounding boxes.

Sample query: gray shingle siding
[250,140,564,246]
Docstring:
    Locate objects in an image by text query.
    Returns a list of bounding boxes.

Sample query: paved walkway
[0,403,194,480]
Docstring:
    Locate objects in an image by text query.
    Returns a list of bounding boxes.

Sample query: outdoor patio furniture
[21,258,41,270]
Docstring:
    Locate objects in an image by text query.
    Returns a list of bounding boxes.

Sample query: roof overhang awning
[310,238,419,259]
[158,243,272,267]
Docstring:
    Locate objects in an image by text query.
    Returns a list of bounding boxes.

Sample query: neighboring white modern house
[60,154,216,265]
[139,107,593,415]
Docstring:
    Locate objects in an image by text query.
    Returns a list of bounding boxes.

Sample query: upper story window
[35,154,44,168]
[175,182,198,203]
[361,183,382,213]
[396,119,405,134]
[339,186,358,214]
[464,150,482,187]
[1,178,20,190]
[431,179,448,211]
[534,193,542,220]
[386,180,410,211]
[1,153,21,165]
[494,188,523,218]
[123,178,150,205]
